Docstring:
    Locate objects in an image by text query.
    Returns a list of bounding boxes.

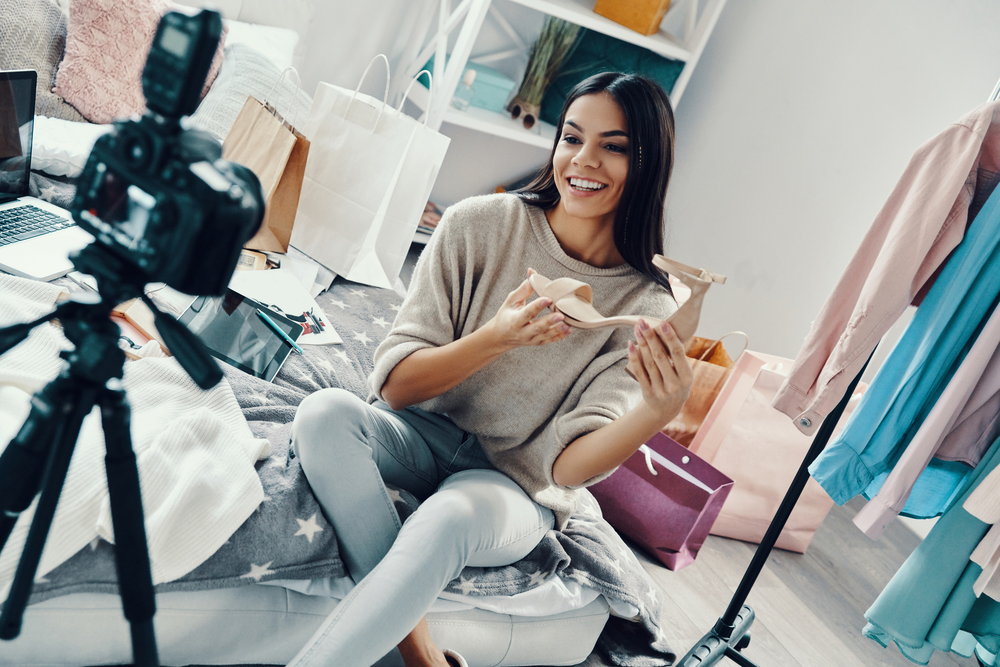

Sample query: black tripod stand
[676,354,873,667]
[0,244,221,667]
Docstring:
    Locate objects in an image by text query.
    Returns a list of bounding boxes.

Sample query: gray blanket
[24,172,676,666]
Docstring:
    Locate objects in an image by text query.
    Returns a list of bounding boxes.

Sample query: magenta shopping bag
[589,432,733,570]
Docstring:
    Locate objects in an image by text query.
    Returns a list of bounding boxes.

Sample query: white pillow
[188,43,313,142]
[223,18,299,72]
[171,0,312,68]
[30,115,112,178]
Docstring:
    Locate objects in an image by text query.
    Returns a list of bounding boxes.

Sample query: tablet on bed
[179,288,301,382]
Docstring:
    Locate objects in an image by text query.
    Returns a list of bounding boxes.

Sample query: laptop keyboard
[0,205,76,246]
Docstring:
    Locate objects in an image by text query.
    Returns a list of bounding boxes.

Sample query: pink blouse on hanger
[773,101,1000,436]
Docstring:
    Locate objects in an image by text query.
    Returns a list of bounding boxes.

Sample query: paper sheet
[229,269,341,345]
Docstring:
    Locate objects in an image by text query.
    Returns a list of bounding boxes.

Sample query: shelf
[507,0,692,61]
[405,82,557,150]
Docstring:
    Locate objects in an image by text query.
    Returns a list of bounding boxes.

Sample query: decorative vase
[507,17,580,130]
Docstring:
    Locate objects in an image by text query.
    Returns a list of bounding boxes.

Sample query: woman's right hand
[486,270,571,351]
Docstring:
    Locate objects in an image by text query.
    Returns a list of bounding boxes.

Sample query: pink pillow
[53,0,227,124]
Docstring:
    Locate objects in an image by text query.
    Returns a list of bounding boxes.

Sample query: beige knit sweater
[368,194,677,529]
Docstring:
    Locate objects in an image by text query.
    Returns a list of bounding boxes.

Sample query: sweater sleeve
[367,203,471,401]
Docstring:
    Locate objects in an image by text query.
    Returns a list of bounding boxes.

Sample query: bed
[0,2,678,666]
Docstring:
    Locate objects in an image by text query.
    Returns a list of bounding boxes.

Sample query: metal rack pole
[677,352,873,667]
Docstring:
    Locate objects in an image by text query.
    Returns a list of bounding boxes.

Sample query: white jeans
[288,388,555,667]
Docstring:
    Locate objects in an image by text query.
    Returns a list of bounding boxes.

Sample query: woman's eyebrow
[565,120,627,138]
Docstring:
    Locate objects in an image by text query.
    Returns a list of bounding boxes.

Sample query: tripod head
[0,244,223,390]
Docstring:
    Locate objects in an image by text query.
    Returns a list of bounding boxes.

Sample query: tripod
[0,244,221,667]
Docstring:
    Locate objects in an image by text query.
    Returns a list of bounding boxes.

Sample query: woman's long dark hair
[515,72,676,293]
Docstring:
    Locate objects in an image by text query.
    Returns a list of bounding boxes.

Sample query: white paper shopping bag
[290,56,450,289]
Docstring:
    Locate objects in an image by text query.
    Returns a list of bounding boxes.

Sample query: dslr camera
[71,8,264,296]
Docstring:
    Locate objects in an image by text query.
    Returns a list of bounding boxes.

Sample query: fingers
[658,321,693,386]
[633,319,694,395]
[627,340,652,393]
[633,320,665,389]
[505,277,536,307]
[526,312,571,345]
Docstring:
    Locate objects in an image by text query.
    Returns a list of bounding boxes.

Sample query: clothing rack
[677,81,1000,667]
[675,355,874,667]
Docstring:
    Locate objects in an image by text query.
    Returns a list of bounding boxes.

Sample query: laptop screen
[0,70,36,203]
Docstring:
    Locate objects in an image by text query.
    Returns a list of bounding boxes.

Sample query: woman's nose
[572,141,600,168]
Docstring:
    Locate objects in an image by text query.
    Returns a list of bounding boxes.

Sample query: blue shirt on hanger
[809,182,1000,510]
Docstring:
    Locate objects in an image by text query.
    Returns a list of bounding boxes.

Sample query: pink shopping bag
[589,432,733,570]
[690,352,865,552]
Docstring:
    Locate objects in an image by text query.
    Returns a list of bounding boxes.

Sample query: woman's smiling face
[551,92,630,227]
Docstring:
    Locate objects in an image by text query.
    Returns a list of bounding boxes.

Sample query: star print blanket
[15,172,676,667]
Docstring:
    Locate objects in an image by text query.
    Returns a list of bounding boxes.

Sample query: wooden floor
[574,497,970,667]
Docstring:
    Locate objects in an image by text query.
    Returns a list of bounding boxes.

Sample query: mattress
[3,584,611,667]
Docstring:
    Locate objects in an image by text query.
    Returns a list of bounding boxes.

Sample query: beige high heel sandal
[527,255,725,342]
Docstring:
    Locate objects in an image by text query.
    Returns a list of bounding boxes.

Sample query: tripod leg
[99,380,159,667]
[0,379,96,640]
[677,605,755,667]
[0,390,68,554]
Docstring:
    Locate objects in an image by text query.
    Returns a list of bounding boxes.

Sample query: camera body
[71,9,264,296]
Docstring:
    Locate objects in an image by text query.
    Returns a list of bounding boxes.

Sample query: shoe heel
[652,255,725,342]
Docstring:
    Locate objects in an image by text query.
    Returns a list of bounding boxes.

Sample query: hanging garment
[864,441,1000,664]
[964,451,1000,600]
[853,300,1000,539]
[863,436,1000,665]
[807,181,1000,509]
[773,101,1000,436]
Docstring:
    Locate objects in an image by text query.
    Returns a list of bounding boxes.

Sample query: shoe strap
[653,255,727,284]
[542,277,593,305]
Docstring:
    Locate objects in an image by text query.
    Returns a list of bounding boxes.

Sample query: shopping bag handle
[695,331,749,361]
[348,54,391,132]
[264,67,303,129]
[639,444,692,476]
[397,70,432,126]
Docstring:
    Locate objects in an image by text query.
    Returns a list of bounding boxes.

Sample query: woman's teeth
[569,178,606,191]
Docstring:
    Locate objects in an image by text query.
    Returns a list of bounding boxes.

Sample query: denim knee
[400,470,553,567]
[292,388,371,466]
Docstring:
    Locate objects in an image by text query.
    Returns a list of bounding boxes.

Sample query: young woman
[288,71,695,667]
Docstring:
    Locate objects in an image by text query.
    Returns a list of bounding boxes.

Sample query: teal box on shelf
[421,56,516,113]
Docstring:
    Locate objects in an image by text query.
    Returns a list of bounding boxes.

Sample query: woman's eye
[562,135,581,144]
[606,144,627,154]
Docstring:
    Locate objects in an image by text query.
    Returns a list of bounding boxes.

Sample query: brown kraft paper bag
[222,95,309,253]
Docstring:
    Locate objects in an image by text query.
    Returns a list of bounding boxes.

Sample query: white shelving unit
[396,0,728,149]
[406,82,557,150]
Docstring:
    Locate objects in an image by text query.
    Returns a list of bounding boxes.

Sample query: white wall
[667,0,1000,361]
[299,0,1000,363]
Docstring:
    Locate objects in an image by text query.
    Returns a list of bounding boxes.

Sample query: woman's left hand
[626,319,692,424]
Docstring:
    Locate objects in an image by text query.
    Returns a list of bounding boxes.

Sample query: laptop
[0,69,93,282]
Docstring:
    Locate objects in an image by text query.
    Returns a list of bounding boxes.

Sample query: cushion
[223,18,299,71]
[0,0,88,122]
[52,0,228,124]
[177,0,314,68]
[30,115,112,177]
[11,587,609,666]
[188,43,313,143]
